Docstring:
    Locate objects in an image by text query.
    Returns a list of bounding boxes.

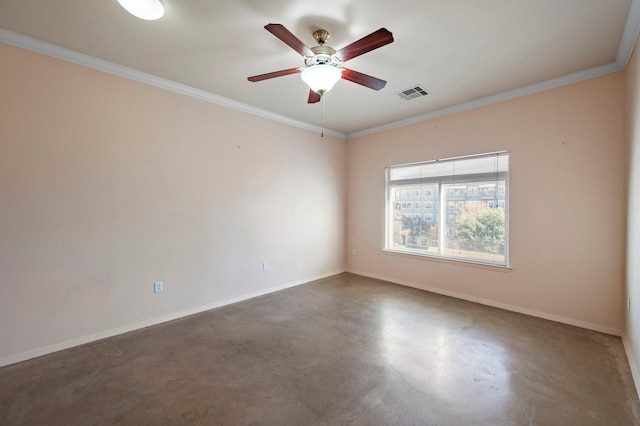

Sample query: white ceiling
[0,0,638,138]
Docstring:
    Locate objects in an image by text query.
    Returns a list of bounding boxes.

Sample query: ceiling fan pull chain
[321,94,325,140]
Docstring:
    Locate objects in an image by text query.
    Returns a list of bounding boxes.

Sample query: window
[480,184,496,197]
[447,186,466,197]
[385,151,509,266]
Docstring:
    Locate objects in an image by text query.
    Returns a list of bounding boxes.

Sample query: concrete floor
[1,273,639,425]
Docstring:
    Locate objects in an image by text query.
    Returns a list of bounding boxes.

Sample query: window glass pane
[386,151,509,267]
[389,184,439,253]
[441,182,506,265]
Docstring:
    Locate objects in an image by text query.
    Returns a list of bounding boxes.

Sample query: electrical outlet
[263,262,269,271]
[154,281,163,293]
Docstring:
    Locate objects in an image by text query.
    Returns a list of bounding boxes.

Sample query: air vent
[396,85,430,100]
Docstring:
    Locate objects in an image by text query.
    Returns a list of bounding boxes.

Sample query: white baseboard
[347,269,622,337]
[0,269,346,368]
[622,334,640,399]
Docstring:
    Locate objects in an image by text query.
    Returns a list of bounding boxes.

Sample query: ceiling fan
[248,24,394,104]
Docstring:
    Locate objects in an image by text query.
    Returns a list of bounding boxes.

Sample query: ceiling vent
[396,85,430,100]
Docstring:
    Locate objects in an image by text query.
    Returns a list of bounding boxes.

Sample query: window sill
[382,248,512,272]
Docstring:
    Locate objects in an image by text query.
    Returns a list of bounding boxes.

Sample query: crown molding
[347,61,621,140]
[3,0,640,143]
[0,29,347,140]
[350,0,640,140]
[617,0,640,69]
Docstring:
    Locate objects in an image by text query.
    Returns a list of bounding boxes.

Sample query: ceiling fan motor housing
[306,45,340,67]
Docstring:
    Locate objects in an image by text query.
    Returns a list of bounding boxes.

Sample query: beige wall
[0,38,631,369]
[347,73,626,333]
[625,35,640,392]
[0,43,347,366]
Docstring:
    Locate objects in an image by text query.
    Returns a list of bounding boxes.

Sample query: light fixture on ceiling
[300,65,342,95]
[117,0,165,20]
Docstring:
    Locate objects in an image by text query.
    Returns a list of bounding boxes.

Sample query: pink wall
[347,73,626,334]
[0,43,347,366]
[0,38,631,369]
[625,32,640,393]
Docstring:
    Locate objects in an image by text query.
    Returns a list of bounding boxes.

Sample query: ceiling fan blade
[265,24,314,57]
[335,28,394,62]
[247,67,301,82]
[308,89,321,104]
[341,68,387,90]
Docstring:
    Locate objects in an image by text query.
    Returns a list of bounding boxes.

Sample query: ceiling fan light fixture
[116,0,165,20]
[301,65,342,95]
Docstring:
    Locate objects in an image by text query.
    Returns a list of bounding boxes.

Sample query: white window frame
[384,151,510,267]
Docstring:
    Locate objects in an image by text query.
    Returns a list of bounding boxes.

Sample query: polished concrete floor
[1,273,639,425]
